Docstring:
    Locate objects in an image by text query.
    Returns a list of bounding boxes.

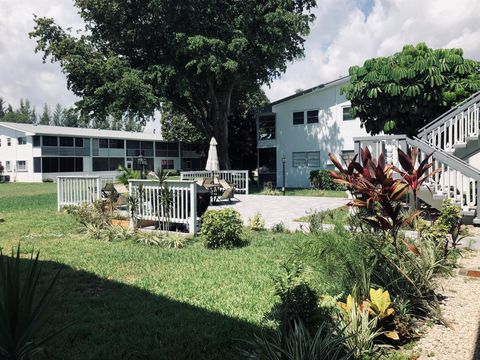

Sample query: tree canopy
[30,0,316,168]
[342,43,480,136]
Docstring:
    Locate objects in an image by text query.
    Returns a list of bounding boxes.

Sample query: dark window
[33,136,41,147]
[141,141,153,150]
[18,137,27,145]
[109,139,124,149]
[343,107,354,121]
[43,136,58,146]
[59,137,74,147]
[307,110,319,124]
[34,157,41,173]
[161,159,174,169]
[99,139,109,148]
[109,158,124,171]
[7,138,11,146]
[93,157,109,171]
[126,140,139,149]
[258,115,276,140]
[75,158,83,172]
[42,157,59,173]
[59,157,75,172]
[293,111,304,125]
[75,138,84,147]
[156,141,179,157]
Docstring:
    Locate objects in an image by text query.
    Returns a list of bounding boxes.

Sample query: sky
[1,0,480,112]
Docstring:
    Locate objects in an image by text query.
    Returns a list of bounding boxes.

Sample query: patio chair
[195,178,205,186]
[218,179,236,202]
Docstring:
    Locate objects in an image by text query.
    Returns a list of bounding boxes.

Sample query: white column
[188,182,197,235]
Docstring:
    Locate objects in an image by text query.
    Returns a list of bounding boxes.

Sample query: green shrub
[308,209,337,234]
[42,178,54,183]
[201,209,244,249]
[248,212,265,231]
[65,201,110,228]
[0,246,65,358]
[241,320,349,360]
[136,231,188,248]
[437,199,464,249]
[262,181,281,196]
[310,170,346,191]
[271,222,289,233]
[117,165,140,185]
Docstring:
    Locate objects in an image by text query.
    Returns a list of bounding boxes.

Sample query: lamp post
[281,156,286,196]
[138,154,147,179]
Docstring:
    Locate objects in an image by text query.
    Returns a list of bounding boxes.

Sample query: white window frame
[342,106,355,121]
[5,161,11,172]
[16,160,27,172]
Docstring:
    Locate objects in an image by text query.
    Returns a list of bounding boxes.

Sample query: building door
[258,148,277,187]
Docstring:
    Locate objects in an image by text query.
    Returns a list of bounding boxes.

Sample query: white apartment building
[0,122,202,182]
[256,76,370,188]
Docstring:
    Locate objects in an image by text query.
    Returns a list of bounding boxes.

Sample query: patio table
[204,183,222,204]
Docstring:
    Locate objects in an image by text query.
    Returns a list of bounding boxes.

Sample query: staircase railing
[418,91,480,151]
[353,135,480,220]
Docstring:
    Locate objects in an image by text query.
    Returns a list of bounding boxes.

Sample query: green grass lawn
[0,182,309,359]
[250,186,347,198]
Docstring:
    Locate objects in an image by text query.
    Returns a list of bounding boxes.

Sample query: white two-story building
[256,76,370,188]
[0,122,202,182]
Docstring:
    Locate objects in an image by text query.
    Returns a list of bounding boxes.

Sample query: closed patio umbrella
[205,137,220,173]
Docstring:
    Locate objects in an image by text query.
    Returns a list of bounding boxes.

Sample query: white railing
[129,180,198,234]
[419,92,480,151]
[180,170,249,194]
[57,176,103,211]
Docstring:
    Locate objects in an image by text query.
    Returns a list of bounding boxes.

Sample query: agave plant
[0,246,64,359]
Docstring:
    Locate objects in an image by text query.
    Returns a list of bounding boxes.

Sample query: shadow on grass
[19,257,266,360]
[474,321,480,360]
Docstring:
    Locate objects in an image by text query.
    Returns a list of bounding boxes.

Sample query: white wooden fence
[129,180,198,234]
[57,176,103,211]
[180,170,249,194]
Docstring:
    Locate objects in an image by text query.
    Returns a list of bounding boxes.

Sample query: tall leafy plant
[151,169,173,231]
[0,246,64,359]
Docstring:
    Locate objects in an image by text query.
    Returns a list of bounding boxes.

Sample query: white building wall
[267,83,369,188]
[0,128,35,182]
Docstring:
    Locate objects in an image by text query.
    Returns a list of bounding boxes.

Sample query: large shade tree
[342,43,480,136]
[30,0,316,168]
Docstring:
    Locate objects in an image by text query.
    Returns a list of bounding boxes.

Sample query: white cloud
[264,0,480,102]
[0,0,479,109]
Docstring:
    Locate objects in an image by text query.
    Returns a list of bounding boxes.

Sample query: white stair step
[466,136,478,141]
[453,143,467,149]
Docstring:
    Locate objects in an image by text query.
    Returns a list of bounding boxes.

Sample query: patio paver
[208,194,348,231]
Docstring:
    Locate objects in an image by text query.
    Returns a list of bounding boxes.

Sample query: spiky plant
[0,246,64,359]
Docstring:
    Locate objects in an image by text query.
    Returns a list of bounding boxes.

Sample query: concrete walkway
[207,194,348,231]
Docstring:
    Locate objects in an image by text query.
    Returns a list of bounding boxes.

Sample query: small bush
[136,231,188,248]
[310,170,346,191]
[248,212,265,231]
[437,199,464,249]
[308,210,336,234]
[202,209,244,249]
[42,178,54,183]
[271,222,289,233]
[65,201,110,228]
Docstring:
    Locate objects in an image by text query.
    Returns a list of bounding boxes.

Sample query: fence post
[57,177,62,211]
[189,182,197,235]
[128,181,133,229]
[245,170,249,194]
[96,177,101,201]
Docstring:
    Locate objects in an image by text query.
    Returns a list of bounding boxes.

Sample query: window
[41,157,83,173]
[99,139,109,148]
[5,161,11,172]
[109,139,124,149]
[7,138,11,146]
[42,157,59,173]
[34,157,41,173]
[293,111,304,125]
[292,151,321,167]
[16,161,27,172]
[343,106,354,121]
[42,136,58,146]
[59,137,74,147]
[258,115,276,140]
[0,138,2,147]
[307,110,319,124]
[161,159,175,169]
[33,136,41,147]
[156,141,179,157]
[18,137,27,145]
[75,138,84,147]
[93,157,124,171]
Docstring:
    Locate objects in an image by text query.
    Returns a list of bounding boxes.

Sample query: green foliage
[271,222,289,234]
[135,232,188,248]
[201,209,244,249]
[248,212,266,231]
[0,246,64,359]
[342,43,480,136]
[308,209,340,234]
[310,170,346,191]
[65,201,110,228]
[270,262,320,334]
[437,199,464,249]
[241,320,349,360]
[116,166,140,185]
[31,1,316,167]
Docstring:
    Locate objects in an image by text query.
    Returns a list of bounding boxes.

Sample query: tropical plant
[241,320,350,360]
[342,43,480,136]
[201,209,244,249]
[0,246,65,359]
[271,222,289,234]
[248,212,266,231]
[150,169,173,231]
[116,165,140,186]
[437,199,464,251]
[127,184,143,230]
[310,170,346,191]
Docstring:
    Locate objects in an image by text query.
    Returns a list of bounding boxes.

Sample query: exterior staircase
[353,91,480,224]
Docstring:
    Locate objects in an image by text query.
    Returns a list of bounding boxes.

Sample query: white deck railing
[57,176,103,211]
[129,180,198,234]
[180,170,249,194]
